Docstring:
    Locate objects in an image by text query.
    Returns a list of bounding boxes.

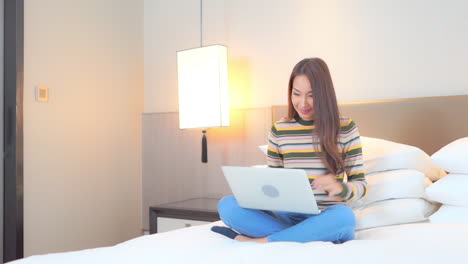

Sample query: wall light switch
[35,86,49,102]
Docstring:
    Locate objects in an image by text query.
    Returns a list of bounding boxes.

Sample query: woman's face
[291,75,314,121]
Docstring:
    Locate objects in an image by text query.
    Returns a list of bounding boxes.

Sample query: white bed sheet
[11,221,468,264]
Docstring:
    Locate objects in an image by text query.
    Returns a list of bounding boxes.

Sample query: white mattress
[11,221,468,264]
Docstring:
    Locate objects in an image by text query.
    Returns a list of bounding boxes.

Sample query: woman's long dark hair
[287,58,345,175]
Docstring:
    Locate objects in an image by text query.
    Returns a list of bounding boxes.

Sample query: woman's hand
[312,174,343,197]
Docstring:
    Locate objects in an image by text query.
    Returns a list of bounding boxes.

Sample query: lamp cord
[200,0,203,47]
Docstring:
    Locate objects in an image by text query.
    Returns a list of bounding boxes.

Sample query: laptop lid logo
[262,185,279,198]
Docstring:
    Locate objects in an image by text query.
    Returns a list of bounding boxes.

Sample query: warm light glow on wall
[177,45,230,129]
[227,58,253,109]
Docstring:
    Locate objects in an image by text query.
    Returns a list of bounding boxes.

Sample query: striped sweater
[267,117,367,209]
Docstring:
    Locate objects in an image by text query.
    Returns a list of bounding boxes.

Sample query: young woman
[212,58,367,243]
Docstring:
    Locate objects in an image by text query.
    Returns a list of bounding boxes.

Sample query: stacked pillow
[427,137,468,223]
[349,137,442,230]
[259,136,445,230]
[359,136,445,181]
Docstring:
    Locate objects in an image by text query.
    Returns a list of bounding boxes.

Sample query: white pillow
[429,205,468,223]
[261,137,445,181]
[354,198,439,230]
[431,137,468,174]
[361,137,445,181]
[259,145,268,155]
[426,174,468,206]
[347,169,431,208]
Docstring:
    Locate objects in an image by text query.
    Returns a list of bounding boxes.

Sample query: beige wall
[24,0,143,256]
[144,0,468,113]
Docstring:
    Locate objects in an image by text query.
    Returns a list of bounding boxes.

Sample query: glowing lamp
[177,44,230,162]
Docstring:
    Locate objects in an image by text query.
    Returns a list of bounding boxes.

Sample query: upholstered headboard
[272,95,468,155]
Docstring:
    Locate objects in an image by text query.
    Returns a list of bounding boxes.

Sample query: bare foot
[234,235,268,243]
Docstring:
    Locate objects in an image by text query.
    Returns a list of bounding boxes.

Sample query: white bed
[11,221,468,264]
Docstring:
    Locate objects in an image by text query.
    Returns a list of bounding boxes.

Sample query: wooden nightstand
[149,197,220,234]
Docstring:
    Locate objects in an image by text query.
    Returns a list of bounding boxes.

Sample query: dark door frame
[4,0,24,262]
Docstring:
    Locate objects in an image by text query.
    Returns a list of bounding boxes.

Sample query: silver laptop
[222,166,321,214]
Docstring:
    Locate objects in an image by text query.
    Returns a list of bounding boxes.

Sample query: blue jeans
[218,195,356,243]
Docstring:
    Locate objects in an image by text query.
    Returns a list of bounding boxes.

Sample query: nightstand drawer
[149,198,220,234]
[157,217,212,233]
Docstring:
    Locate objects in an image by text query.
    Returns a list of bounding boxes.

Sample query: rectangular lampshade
[177,45,230,129]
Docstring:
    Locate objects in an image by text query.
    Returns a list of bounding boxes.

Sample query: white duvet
[11,221,468,264]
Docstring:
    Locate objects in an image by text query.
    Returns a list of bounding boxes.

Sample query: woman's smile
[298,108,312,115]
